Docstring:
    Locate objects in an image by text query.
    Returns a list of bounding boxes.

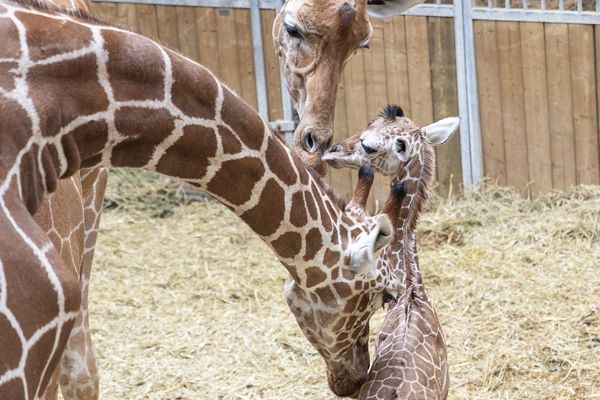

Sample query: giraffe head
[322,105,460,178]
[273,0,372,174]
[283,167,405,398]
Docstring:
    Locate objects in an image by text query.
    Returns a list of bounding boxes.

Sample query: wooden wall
[330,16,461,210]
[93,2,284,123]
[475,21,600,195]
[93,3,462,208]
[94,4,600,200]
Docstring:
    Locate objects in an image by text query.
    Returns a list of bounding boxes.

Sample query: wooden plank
[363,18,390,211]
[596,25,600,186]
[195,7,220,74]
[474,20,506,186]
[328,74,354,201]
[343,51,369,209]
[496,22,530,191]
[405,16,433,127]
[569,24,600,185]
[156,6,179,50]
[175,6,199,61]
[429,17,462,197]
[116,3,138,31]
[215,8,242,95]
[383,17,410,113]
[135,4,158,41]
[261,9,283,121]
[234,9,258,109]
[520,22,553,194]
[545,23,577,190]
[93,2,118,22]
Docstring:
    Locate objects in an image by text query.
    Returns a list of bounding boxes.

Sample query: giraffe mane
[404,142,434,238]
[379,104,405,121]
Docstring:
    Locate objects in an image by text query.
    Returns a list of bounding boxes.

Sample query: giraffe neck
[1,3,355,271]
[387,145,434,292]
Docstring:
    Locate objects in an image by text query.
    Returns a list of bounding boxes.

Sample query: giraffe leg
[0,187,81,400]
[58,168,107,400]
[34,175,86,400]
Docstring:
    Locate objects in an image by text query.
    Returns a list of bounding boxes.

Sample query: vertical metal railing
[250,1,269,120]
[453,0,483,189]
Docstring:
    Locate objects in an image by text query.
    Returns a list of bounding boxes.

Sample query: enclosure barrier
[93,0,600,201]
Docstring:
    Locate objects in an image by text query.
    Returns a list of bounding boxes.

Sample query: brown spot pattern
[219,126,242,154]
[241,179,285,236]
[104,30,165,101]
[220,89,264,151]
[323,248,340,268]
[265,138,296,185]
[71,120,108,166]
[271,232,302,259]
[21,12,92,61]
[207,157,264,206]
[290,191,307,228]
[303,228,322,261]
[28,53,109,137]
[112,107,174,168]
[156,125,216,180]
[315,286,337,307]
[305,267,327,288]
[333,282,352,299]
[171,51,217,120]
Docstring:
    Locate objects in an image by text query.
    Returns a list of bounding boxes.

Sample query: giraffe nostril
[329,144,341,153]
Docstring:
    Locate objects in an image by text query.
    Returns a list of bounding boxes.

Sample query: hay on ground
[79,169,599,399]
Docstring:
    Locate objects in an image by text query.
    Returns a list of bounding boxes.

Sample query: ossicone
[339,2,356,27]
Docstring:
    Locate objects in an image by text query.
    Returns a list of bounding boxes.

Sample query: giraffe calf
[324,105,459,399]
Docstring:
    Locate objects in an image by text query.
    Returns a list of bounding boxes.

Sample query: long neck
[387,146,434,293]
[4,6,356,271]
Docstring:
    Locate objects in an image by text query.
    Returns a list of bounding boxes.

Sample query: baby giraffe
[324,105,459,399]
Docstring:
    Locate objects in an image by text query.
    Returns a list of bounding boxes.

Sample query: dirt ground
[81,170,599,399]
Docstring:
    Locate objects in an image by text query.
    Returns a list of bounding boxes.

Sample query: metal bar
[453,0,474,189]
[92,0,277,9]
[488,0,493,8]
[559,0,564,10]
[577,0,583,12]
[250,1,269,119]
[274,0,296,145]
[472,8,600,24]
[401,4,453,17]
[541,0,545,10]
[523,0,528,9]
[597,0,599,12]
[506,0,510,9]
[462,0,483,187]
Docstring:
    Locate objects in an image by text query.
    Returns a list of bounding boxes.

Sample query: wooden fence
[475,20,600,194]
[93,1,600,205]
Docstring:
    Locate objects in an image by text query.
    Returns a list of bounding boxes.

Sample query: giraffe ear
[422,117,460,145]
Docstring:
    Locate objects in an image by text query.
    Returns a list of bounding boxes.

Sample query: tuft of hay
[103,168,188,218]
[82,176,599,399]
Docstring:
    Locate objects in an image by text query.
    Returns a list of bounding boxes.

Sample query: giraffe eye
[382,291,396,306]
[304,133,318,153]
[285,23,303,39]
[396,139,407,153]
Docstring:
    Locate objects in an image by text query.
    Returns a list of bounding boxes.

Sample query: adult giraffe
[323,105,460,399]
[0,2,406,399]
[33,0,425,398]
[273,0,425,174]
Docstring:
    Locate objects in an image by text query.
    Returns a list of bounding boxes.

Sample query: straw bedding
[75,169,599,399]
